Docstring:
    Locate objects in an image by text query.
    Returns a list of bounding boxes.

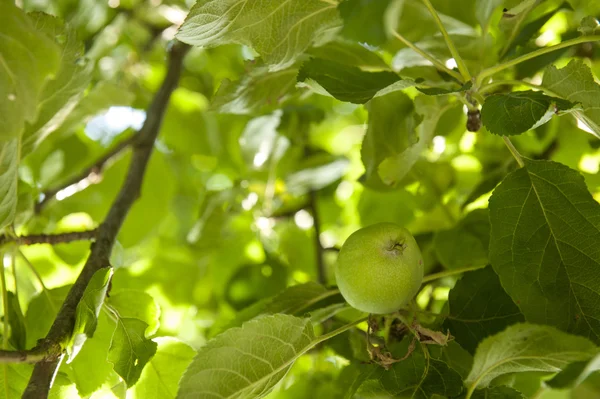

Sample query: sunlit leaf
[0,3,61,140]
[177,0,341,71]
[178,314,315,399]
[543,60,600,138]
[108,317,158,387]
[212,66,297,115]
[0,138,20,229]
[25,286,69,348]
[68,267,113,362]
[66,311,116,396]
[130,338,195,399]
[0,363,31,399]
[22,13,91,153]
[107,290,161,335]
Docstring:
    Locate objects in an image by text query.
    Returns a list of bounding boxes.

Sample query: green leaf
[546,353,600,389]
[377,96,455,188]
[107,290,160,335]
[67,267,113,362]
[360,91,416,188]
[428,340,474,379]
[337,364,379,399]
[444,266,525,354]
[338,0,392,45]
[358,339,464,398]
[481,91,577,136]
[108,317,158,387]
[177,314,315,399]
[7,291,26,351]
[49,372,79,399]
[25,286,69,348]
[379,358,463,398]
[297,58,400,104]
[471,386,527,399]
[0,3,61,140]
[502,3,573,59]
[306,40,389,70]
[372,79,419,98]
[489,159,600,343]
[130,337,195,399]
[211,66,297,114]
[22,13,91,153]
[416,81,473,96]
[0,363,31,399]
[543,60,600,138]
[0,139,19,230]
[176,0,341,71]
[433,209,490,270]
[465,323,596,391]
[475,0,504,29]
[66,310,116,396]
[217,283,341,333]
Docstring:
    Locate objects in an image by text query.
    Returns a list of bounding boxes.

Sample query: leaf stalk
[392,31,463,81]
[503,136,525,167]
[477,35,600,86]
[420,0,471,81]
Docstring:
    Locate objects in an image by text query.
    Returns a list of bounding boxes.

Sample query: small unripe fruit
[335,223,424,314]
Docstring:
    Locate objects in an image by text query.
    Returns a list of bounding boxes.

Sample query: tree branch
[0,349,47,364]
[22,41,189,398]
[35,134,138,214]
[0,230,97,247]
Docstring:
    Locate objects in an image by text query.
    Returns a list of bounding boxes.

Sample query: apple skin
[335,223,424,314]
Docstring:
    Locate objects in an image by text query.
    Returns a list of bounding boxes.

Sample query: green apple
[335,223,424,314]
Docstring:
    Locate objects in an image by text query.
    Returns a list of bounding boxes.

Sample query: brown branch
[22,41,190,398]
[0,230,97,247]
[34,135,138,214]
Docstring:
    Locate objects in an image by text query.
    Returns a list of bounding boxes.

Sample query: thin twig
[22,41,189,398]
[0,230,98,247]
[34,135,138,214]
[18,250,56,313]
[422,265,486,283]
[309,191,326,285]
